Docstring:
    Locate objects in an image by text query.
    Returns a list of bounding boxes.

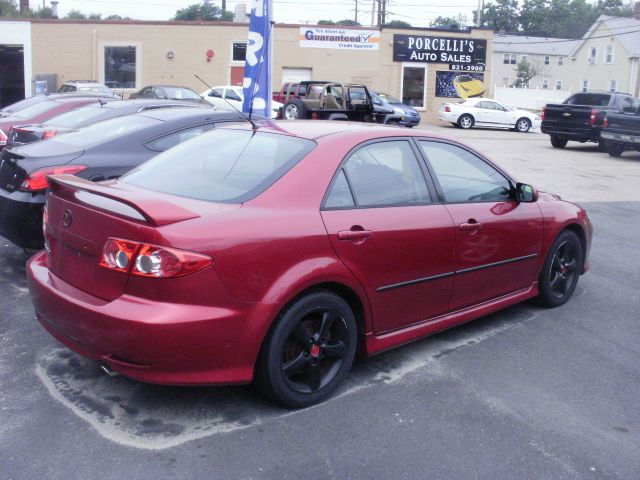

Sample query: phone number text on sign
[450,64,485,72]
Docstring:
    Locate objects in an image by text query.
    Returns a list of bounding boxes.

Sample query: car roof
[134,106,239,122]
[245,120,446,142]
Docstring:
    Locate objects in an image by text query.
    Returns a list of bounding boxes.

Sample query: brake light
[444,105,451,112]
[590,108,598,125]
[42,130,57,140]
[100,237,212,278]
[19,165,88,191]
[0,128,6,146]
[603,116,608,128]
[541,108,546,122]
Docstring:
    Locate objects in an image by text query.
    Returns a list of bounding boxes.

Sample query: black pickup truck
[601,106,640,157]
[541,92,639,149]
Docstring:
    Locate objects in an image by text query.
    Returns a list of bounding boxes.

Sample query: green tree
[512,58,539,87]
[106,14,131,20]
[88,13,102,20]
[430,14,467,29]
[65,9,87,19]
[31,7,54,18]
[0,0,19,16]
[336,19,361,26]
[386,19,412,27]
[482,0,520,33]
[519,0,550,35]
[174,1,233,21]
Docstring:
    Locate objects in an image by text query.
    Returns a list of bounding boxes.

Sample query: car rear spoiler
[47,174,200,226]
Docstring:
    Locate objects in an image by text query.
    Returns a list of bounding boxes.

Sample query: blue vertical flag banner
[242,0,272,118]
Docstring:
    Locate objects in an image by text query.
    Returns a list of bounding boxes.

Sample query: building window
[401,64,426,108]
[503,53,516,65]
[104,45,136,89]
[605,45,614,64]
[232,42,247,62]
[609,80,617,92]
[581,80,589,92]
[502,77,509,87]
[588,46,597,64]
[556,80,562,90]
[542,79,549,89]
[558,56,564,65]
[544,56,550,65]
[520,54,528,63]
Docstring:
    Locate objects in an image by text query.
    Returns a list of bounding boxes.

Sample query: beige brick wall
[30,20,492,113]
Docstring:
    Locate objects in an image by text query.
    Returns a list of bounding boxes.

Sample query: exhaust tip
[99,363,118,377]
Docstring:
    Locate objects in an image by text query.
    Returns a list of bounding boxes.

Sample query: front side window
[224,89,242,101]
[325,140,431,208]
[418,141,511,204]
[122,129,315,203]
[232,42,247,62]
[105,45,136,89]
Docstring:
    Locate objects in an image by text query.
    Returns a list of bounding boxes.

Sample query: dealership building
[0,18,494,115]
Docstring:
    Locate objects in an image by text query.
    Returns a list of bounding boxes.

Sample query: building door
[401,64,427,110]
[282,67,312,84]
[0,45,25,108]
[230,66,244,86]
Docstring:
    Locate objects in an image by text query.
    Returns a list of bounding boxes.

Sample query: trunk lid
[44,175,234,301]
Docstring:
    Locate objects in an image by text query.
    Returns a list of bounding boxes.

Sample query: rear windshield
[161,87,201,100]
[77,85,112,94]
[10,100,60,119]
[121,129,315,203]
[53,115,160,148]
[564,93,610,106]
[46,105,110,128]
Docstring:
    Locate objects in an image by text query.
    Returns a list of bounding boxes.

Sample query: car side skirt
[364,282,538,356]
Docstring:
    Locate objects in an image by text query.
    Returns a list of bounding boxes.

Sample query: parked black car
[6,99,211,148]
[372,92,421,127]
[0,108,246,249]
[601,105,640,157]
[129,85,206,104]
[541,91,639,149]
[0,93,117,118]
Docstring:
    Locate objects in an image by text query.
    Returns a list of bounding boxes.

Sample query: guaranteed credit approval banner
[299,27,380,50]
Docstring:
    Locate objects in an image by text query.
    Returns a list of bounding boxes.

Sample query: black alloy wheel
[538,230,583,307]
[255,291,357,408]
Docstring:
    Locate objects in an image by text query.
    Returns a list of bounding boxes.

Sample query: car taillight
[541,108,546,122]
[0,128,6,146]
[590,108,598,125]
[42,130,57,140]
[444,105,451,112]
[19,165,88,191]
[100,237,212,278]
[43,204,51,254]
[603,116,608,128]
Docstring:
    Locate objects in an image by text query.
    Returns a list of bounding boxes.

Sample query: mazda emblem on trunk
[62,209,73,227]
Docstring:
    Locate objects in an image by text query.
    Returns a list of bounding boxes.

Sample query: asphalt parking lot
[1,125,639,479]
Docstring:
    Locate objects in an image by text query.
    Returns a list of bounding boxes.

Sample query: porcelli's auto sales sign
[393,34,487,70]
[300,27,380,50]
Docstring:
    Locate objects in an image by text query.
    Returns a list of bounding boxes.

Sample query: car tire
[550,136,568,148]
[608,143,624,157]
[537,230,583,308]
[458,114,474,129]
[515,117,531,133]
[255,290,357,408]
[451,122,461,128]
[386,119,400,126]
[283,99,307,120]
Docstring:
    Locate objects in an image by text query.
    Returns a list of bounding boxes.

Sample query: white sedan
[438,98,540,132]
[201,85,282,119]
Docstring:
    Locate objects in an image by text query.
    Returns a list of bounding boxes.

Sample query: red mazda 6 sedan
[28,121,592,408]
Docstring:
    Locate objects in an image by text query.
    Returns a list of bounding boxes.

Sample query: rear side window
[121,129,315,203]
[11,100,61,119]
[325,140,431,208]
[47,105,105,128]
[52,115,161,148]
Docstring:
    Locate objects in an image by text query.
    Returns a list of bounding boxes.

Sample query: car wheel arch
[539,222,589,276]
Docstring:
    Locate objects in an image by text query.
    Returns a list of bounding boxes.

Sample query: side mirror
[516,183,538,202]
[622,106,636,114]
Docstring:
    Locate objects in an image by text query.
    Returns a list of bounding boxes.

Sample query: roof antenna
[194,74,257,130]
[98,98,106,107]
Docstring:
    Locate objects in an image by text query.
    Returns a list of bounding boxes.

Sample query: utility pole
[381,0,386,25]
[477,0,483,27]
[354,0,358,24]
[222,0,226,13]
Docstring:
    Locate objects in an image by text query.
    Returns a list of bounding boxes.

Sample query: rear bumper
[540,125,601,142]
[28,251,262,385]
[601,130,640,147]
[0,188,45,249]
